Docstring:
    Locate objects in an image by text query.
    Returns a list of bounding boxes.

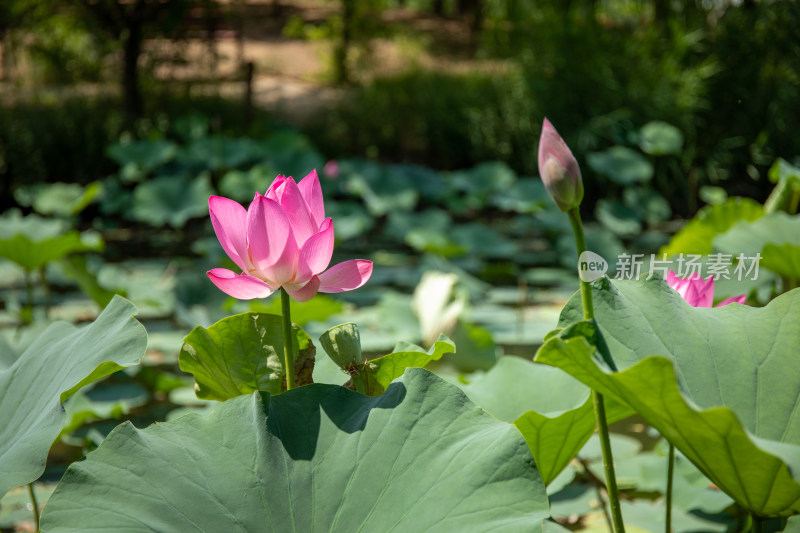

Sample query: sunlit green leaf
[714,211,800,280]
[368,335,454,393]
[538,278,800,516]
[0,296,146,498]
[0,212,103,271]
[179,312,314,401]
[660,197,763,256]
[41,369,549,532]
[457,356,632,485]
[14,181,103,217]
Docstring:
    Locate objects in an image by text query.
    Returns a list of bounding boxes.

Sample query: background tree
[72,0,191,119]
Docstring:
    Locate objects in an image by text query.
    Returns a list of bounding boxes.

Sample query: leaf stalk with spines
[567,207,626,533]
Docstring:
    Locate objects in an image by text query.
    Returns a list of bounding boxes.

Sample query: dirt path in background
[151,0,479,123]
[0,0,484,123]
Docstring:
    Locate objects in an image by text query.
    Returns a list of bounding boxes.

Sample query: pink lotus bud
[537,118,584,212]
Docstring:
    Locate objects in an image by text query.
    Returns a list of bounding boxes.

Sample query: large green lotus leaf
[107,139,178,182]
[177,136,264,172]
[660,197,763,256]
[0,231,103,271]
[595,199,642,237]
[762,243,800,281]
[179,312,314,401]
[714,211,800,280]
[537,278,800,516]
[637,120,684,156]
[131,174,214,228]
[490,178,550,214]
[57,255,118,308]
[371,335,455,390]
[259,130,325,179]
[241,293,344,327]
[14,181,103,217]
[0,296,146,498]
[0,211,103,271]
[457,356,632,485]
[586,146,653,185]
[40,368,549,532]
[340,159,419,216]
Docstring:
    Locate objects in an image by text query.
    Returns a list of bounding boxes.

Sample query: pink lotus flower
[207,170,373,302]
[665,270,746,307]
[538,118,584,212]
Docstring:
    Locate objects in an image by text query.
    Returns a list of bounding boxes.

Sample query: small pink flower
[537,118,584,212]
[323,160,340,179]
[665,270,746,308]
[207,170,372,302]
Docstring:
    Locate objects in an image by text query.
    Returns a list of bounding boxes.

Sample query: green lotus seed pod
[319,322,363,369]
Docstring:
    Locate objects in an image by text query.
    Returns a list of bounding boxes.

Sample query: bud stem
[567,207,625,533]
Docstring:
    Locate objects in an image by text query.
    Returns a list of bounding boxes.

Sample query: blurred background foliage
[0,0,798,216]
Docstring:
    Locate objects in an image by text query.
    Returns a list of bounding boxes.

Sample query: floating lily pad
[177,136,264,172]
[490,178,550,214]
[637,121,684,156]
[537,278,800,516]
[131,174,214,228]
[0,211,103,272]
[587,146,653,185]
[40,369,549,532]
[595,199,642,237]
[218,165,278,202]
[325,201,375,241]
[259,130,324,179]
[340,160,419,215]
[14,181,103,217]
[107,139,178,183]
[623,187,672,223]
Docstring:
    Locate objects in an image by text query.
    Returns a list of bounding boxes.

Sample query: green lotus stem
[280,288,296,391]
[749,514,770,533]
[789,188,800,215]
[352,373,366,395]
[666,443,675,533]
[567,209,595,320]
[28,482,40,531]
[40,267,51,318]
[567,207,625,533]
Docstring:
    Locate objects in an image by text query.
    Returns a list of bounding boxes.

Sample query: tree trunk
[654,0,670,26]
[335,0,355,85]
[123,18,144,119]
